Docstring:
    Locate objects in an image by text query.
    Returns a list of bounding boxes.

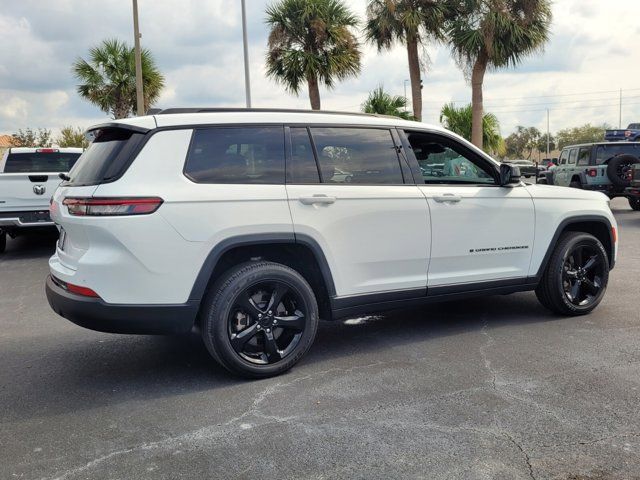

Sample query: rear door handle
[433,194,462,203]
[299,195,336,205]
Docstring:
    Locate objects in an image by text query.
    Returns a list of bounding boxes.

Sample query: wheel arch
[189,233,335,321]
[533,215,615,281]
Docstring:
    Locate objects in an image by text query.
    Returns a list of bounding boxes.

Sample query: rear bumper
[45,275,199,335]
[0,210,54,228]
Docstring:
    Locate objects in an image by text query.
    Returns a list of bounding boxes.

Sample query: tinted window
[310,128,403,184]
[4,151,81,173]
[68,128,141,185]
[404,131,495,184]
[559,150,568,165]
[185,127,284,184]
[289,128,319,183]
[577,147,590,166]
[568,149,578,164]
[595,143,640,164]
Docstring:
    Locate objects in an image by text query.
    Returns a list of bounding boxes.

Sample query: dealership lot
[1,198,639,480]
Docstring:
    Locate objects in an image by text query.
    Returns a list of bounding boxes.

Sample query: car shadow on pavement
[2,290,559,423]
[0,229,58,261]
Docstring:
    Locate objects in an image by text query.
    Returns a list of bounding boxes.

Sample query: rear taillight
[51,276,100,298]
[62,197,163,216]
[36,148,59,153]
[587,169,598,177]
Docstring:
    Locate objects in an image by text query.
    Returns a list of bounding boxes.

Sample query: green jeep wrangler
[545,142,640,210]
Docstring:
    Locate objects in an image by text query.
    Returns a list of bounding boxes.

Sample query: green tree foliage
[56,126,90,148]
[265,0,361,110]
[505,126,541,159]
[11,128,52,148]
[365,0,450,121]
[439,102,505,156]
[362,86,412,119]
[446,0,552,149]
[73,39,165,119]
[555,124,609,149]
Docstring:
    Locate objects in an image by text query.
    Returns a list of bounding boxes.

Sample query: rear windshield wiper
[59,173,71,181]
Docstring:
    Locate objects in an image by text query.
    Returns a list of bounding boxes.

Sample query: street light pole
[132,0,144,116]
[403,79,409,113]
[241,0,252,108]
[546,109,550,159]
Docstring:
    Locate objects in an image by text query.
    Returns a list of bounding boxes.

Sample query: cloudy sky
[1,0,638,137]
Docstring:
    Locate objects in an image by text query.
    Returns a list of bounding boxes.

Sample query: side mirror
[499,163,521,186]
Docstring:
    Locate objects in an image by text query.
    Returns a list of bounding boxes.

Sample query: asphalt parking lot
[1,198,639,480]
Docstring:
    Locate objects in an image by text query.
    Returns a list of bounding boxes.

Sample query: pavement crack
[479,315,498,391]
[541,431,640,449]
[504,432,536,480]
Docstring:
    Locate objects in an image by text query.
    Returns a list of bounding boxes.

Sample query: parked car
[605,123,640,142]
[504,159,537,178]
[626,164,640,210]
[0,147,83,253]
[546,142,640,208]
[46,109,617,378]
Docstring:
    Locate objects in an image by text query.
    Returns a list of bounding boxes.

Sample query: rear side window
[310,127,403,184]
[568,149,577,164]
[4,151,81,173]
[577,147,590,166]
[185,127,285,184]
[67,128,143,186]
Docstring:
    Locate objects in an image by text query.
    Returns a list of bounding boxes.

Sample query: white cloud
[1,0,639,137]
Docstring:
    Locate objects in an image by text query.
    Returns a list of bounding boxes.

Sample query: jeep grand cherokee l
[46,109,618,378]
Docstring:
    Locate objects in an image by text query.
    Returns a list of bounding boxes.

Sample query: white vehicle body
[0,147,83,231]
[46,110,617,338]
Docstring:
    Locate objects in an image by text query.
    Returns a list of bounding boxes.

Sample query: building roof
[0,135,14,148]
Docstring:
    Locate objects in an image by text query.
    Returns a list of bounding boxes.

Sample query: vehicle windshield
[595,143,640,164]
[3,151,81,173]
[628,124,640,130]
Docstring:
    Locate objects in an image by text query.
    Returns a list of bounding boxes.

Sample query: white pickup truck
[0,147,83,253]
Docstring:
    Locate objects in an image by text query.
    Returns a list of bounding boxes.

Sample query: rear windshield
[67,128,143,186]
[4,151,81,173]
[595,143,640,164]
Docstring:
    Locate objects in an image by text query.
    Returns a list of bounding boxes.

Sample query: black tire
[537,177,547,184]
[629,197,640,211]
[536,232,609,316]
[200,261,319,378]
[0,232,5,254]
[569,180,582,189]
[606,154,640,188]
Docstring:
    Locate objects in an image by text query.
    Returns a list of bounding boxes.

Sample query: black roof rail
[154,107,383,117]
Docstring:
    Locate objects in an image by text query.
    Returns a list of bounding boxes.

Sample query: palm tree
[446,0,552,149]
[362,86,412,119]
[440,102,505,156]
[265,0,361,110]
[365,0,450,121]
[73,39,165,119]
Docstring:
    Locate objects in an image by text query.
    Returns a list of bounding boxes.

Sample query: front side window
[404,131,495,184]
[559,151,568,165]
[309,128,404,184]
[185,127,285,184]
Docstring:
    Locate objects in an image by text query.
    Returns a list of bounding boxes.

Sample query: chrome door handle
[433,194,462,203]
[299,195,336,205]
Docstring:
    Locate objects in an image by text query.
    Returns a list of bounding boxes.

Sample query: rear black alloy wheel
[228,281,306,365]
[536,232,609,316]
[201,261,319,378]
[0,231,6,254]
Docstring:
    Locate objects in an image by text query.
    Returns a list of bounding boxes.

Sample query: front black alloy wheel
[536,232,609,315]
[200,261,319,378]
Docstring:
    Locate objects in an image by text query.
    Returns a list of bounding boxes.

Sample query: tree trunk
[406,36,422,122]
[471,53,488,149]
[308,76,321,110]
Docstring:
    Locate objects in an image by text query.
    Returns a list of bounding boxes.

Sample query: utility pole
[132,0,144,116]
[619,88,623,128]
[546,109,550,159]
[241,0,252,108]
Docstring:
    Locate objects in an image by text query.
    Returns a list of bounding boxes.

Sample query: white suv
[46,109,618,378]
